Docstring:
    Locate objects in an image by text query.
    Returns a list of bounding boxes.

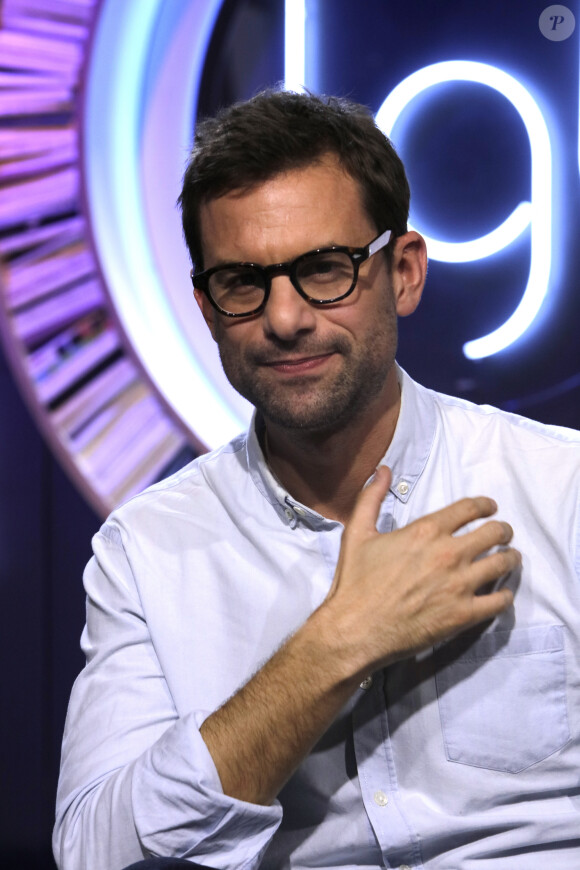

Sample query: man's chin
[253,393,358,434]
[224,360,377,433]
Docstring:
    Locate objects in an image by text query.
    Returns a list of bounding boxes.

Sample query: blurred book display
[0,0,197,516]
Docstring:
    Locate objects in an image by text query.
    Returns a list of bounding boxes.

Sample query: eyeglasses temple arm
[367,229,392,257]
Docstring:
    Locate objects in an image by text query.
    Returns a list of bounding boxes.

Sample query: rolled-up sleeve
[53,523,282,870]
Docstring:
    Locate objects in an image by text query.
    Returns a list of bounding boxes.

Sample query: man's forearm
[200,604,363,804]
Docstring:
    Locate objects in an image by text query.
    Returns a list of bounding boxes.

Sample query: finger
[458,519,514,562]
[420,495,498,536]
[348,465,392,535]
[466,584,515,626]
[468,546,522,591]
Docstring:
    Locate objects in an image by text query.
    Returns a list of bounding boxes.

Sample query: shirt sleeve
[53,522,282,870]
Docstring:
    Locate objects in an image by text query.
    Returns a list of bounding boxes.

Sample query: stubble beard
[216,314,399,436]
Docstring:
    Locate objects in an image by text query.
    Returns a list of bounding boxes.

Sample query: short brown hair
[178,89,410,270]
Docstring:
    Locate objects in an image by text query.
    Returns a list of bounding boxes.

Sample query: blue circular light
[84,0,252,449]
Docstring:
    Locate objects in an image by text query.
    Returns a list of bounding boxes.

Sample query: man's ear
[390,231,427,317]
[193,287,218,341]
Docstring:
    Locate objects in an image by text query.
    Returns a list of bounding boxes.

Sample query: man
[54,91,580,870]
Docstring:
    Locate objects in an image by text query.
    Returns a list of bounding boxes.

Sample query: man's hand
[322,465,519,674]
[201,466,520,805]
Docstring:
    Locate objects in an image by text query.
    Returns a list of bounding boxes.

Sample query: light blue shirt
[54,367,580,870]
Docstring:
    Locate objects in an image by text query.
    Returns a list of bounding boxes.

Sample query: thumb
[349,465,392,537]
[328,466,392,600]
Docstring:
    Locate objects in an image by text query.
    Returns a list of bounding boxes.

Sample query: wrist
[296,598,376,693]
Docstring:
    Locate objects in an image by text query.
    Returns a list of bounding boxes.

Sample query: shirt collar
[381,365,437,503]
[246,412,308,525]
[246,364,438,520]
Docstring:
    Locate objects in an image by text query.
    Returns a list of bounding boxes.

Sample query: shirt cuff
[132,710,283,870]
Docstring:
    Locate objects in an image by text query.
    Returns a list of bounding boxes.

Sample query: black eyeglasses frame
[190,228,393,318]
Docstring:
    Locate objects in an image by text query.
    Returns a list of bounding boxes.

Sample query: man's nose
[261,276,317,340]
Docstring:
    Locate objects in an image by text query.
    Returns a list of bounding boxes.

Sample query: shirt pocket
[434,625,569,773]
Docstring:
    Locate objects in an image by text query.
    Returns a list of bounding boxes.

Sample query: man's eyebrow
[206,240,349,268]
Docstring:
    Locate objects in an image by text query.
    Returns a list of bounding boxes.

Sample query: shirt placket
[351,487,424,870]
[352,670,424,870]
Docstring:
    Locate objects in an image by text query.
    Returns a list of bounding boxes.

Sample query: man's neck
[262,372,401,524]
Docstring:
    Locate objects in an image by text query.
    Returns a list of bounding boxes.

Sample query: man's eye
[299,255,351,283]
[219,270,260,291]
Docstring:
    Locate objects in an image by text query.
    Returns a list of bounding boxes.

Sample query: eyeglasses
[191,228,392,317]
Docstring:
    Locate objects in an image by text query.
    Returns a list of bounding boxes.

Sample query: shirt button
[294,506,306,516]
[359,676,373,690]
[399,866,412,870]
[284,507,294,521]
[373,790,388,807]
[396,480,410,495]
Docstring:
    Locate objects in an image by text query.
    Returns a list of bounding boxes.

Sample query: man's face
[195,157,406,435]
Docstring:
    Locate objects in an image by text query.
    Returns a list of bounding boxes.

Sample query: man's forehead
[199,157,367,237]
[198,162,372,267]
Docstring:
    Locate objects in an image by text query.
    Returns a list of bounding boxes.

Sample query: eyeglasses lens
[209,267,266,314]
[296,251,354,301]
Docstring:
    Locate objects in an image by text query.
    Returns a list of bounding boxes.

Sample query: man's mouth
[260,352,336,373]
